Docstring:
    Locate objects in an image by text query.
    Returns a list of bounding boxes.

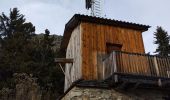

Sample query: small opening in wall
[106,43,122,54]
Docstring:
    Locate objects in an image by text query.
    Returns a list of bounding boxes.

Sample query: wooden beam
[131,82,141,90]
[154,57,160,76]
[55,58,73,63]
[116,81,129,90]
[58,63,65,75]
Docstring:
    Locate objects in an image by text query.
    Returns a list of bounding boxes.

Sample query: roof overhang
[60,14,150,50]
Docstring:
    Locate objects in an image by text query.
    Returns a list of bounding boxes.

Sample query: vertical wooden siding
[103,51,170,79]
[81,22,145,80]
[65,25,82,91]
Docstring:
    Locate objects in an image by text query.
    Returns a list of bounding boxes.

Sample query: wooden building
[59,14,170,92]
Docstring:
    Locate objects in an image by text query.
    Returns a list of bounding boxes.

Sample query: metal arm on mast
[85,0,102,17]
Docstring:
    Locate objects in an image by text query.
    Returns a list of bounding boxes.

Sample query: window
[106,43,122,54]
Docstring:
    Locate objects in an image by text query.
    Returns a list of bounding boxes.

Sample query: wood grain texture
[64,25,82,91]
[55,58,73,63]
[80,22,146,80]
[64,21,170,91]
[63,16,150,91]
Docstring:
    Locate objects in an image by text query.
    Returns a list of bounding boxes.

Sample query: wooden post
[58,63,66,75]
[55,58,74,63]
[167,71,170,78]
[153,57,160,77]
[112,51,118,82]
[102,60,105,80]
[55,58,74,92]
[158,78,162,87]
[113,51,117,73]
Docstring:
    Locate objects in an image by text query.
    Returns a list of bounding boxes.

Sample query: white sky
[0,0,170,53]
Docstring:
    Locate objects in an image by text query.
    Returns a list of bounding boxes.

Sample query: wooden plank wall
[81,22,145,80]
[65,25,82,91]
[103,51,170,80]
[116,52,150,75]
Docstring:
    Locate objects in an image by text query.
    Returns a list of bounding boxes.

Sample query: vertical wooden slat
[140,55,145,75]
[123,53,126,73]
[161,58,166,77]
[82,23,88,79]
[102,58,105,79]
[119,51,123,73]
[97,24,103,80]
[161,57,165,77]
[165,57,168,77]
[166,57,170,78]
[113,51,118,82]
[152,56,157,77]
[134,54,138,74]
[164,57,168,77]
[158,57,162,77]
[148,56,153,76]
[115,51,119,73]
[88,23,93,79]
[125,53,129,73]
[135,54,139,74]
[109,53,113,77]
[128,53,132,73]
[131,54,135,74]
[152,56,156,76]
[154,57,160,77]
[93,23,98,79]
[161,57,164,77]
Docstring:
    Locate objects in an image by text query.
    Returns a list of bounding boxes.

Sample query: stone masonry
[62,86,170,100]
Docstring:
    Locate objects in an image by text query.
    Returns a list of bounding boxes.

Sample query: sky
[0,0,170,53]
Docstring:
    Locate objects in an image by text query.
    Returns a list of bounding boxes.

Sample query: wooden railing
[102,51,170,80]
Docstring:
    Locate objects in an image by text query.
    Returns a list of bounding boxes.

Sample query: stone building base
[62,86,170,100]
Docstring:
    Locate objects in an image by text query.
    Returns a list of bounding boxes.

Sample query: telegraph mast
[85,0,102,17]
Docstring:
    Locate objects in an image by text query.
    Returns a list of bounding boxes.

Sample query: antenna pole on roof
[85,0,102,17]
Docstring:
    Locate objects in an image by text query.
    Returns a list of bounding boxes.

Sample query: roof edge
[60,14,150,50]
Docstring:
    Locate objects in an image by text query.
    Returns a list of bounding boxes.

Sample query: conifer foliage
[154,26,170,56]
[0,8,35,72]
[0,8,36,88]
[0,8,64,96]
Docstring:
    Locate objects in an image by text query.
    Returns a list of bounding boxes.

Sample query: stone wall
[0,73,59,100]
[62,86,170,100]
[14,73,41,100]
[0,88,15,100]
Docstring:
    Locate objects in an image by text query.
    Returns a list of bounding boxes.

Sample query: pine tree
[31,29,64,92]
[0,8,64,95]
[0,8,35,71]
[0,8,35,88]
[154,26,170,56]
